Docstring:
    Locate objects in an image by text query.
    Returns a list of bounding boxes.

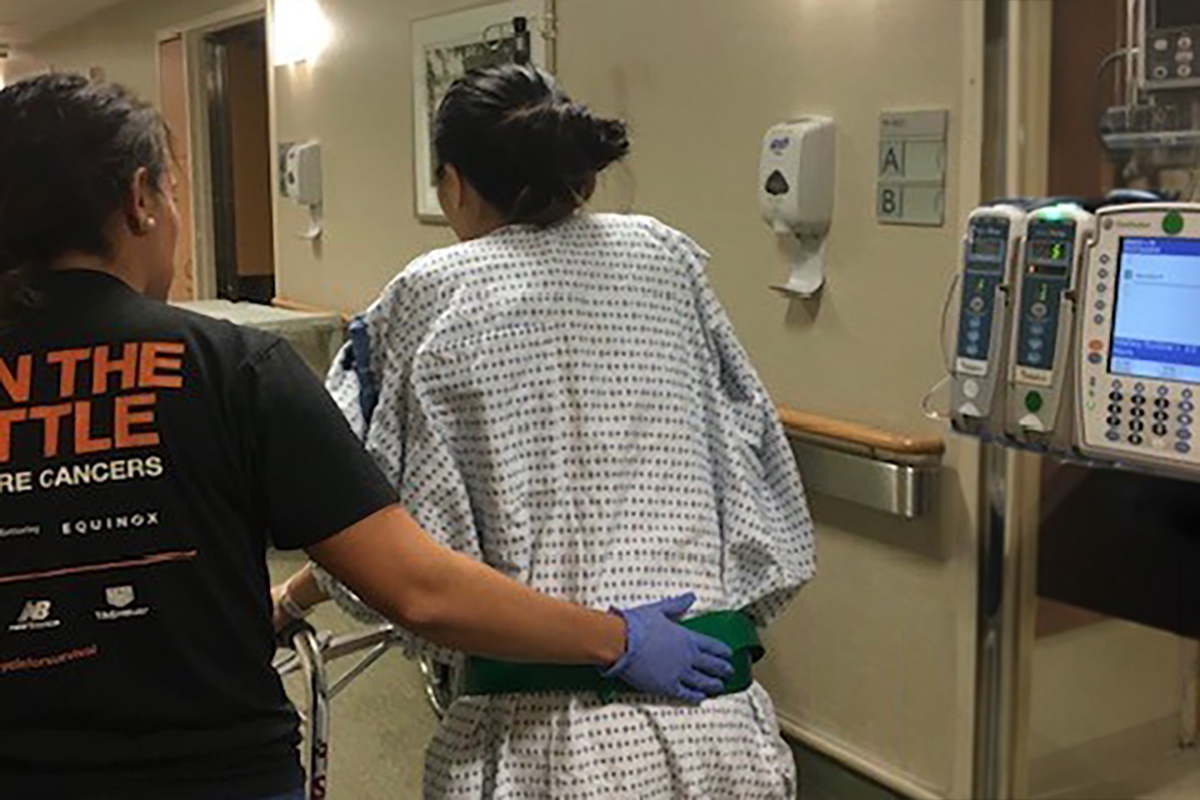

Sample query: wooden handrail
[777,406,945,458]
[272,296,353,325]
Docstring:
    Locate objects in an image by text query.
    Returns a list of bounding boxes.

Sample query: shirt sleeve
[236,338,398,551]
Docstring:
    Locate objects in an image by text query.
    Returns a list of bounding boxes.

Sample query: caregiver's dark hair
[0,73,170,324]
[434,64,629,227]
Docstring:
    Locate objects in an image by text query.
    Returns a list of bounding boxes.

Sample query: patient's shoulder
[586,213,712,274]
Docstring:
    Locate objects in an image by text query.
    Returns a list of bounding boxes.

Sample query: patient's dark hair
[434,64,630,227]
[0,74,170,325]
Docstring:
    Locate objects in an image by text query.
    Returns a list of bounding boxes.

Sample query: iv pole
[971,0,1013,793]
[972,2,1050,797]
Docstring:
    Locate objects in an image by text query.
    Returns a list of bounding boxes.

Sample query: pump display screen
[1155,0,1200,29]
[1110,238,1200,383]
[1029,240,1071,263]
[970,237,1004,258]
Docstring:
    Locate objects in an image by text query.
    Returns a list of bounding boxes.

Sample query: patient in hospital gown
[317,65,815,798]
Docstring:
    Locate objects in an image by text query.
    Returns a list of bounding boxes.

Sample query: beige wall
[270,0,477,311]
[21,1,986,796]
[285,3,985,794]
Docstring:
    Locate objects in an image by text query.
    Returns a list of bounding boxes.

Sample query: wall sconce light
[273,0,332,66]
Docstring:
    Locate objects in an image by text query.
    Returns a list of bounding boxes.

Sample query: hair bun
[435,64,631,226]
[556,104,630,175]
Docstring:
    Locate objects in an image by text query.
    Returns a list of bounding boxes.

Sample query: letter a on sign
[881,142,904,177]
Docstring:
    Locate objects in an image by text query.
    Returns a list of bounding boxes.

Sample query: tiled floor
[1143,764,1200,800]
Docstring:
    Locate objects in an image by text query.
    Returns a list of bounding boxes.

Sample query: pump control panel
[1006,206,1096,446]
[1145,0,1200,89]
[951,205,1026,434]
[1076,204,1200,474]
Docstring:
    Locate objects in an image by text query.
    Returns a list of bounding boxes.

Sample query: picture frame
[412,0,555,223]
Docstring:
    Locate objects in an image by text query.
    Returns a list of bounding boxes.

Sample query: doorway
[159,35,196,302]
[1010,3,1200,798]
[202,19,275,303]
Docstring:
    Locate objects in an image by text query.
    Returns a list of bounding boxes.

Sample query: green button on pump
[1025,391,1044,413]
[1164,211,1185,236]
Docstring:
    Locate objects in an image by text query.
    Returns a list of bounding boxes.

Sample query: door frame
[156,1,270,302]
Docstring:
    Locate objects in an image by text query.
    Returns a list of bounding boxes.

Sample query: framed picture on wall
[412,0,555,223]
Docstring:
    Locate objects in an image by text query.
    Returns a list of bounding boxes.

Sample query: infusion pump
[1006,205,1096,447]
[1076,204,1200,475]
[950,205,1027,434]
[946,202,1200,481]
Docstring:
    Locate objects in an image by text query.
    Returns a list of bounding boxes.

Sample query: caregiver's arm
[277,505,734,700]
[305,504,626,665]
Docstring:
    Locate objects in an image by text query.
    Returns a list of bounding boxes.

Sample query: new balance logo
[18,601,50,623]
[9,600,60,632]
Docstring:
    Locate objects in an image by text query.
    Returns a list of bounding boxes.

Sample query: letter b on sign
[878,185,902,220]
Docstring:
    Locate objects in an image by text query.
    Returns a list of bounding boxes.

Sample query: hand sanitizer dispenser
[283,141,322,207]
[282,141,322,240]
[759,117,836,297]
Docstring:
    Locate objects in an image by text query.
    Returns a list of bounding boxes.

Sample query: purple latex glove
[603,593,735,703]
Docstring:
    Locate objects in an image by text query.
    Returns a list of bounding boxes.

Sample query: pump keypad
[1103,379,1195,453]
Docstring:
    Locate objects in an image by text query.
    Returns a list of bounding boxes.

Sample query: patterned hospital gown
[316,213,816,798]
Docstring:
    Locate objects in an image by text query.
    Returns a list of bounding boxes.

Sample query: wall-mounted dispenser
[281,140,322,240]
[759,116,836,298]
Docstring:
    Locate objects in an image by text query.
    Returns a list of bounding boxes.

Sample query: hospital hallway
[4,0,1200,797]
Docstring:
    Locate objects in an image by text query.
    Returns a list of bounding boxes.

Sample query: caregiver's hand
[604,593,735,703]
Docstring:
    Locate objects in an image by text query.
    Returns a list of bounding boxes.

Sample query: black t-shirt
[0,271,396,799]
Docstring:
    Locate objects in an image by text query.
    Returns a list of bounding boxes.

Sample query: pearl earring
[145,216,158,230]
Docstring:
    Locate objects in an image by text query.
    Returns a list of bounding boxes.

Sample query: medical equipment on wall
[950,204,1028,435]
[281,140,323,240]
[1075,203,1200,476]
[940,200,1200,476]
[1006,205,1096,447]
[759,116,836,297]
[1144,0,1200,90]
[1099,1,1200,178]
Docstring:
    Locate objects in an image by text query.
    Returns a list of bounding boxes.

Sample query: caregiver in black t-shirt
[0,75,733,800]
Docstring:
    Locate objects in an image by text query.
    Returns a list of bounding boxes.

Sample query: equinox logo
[62,511,159,536]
